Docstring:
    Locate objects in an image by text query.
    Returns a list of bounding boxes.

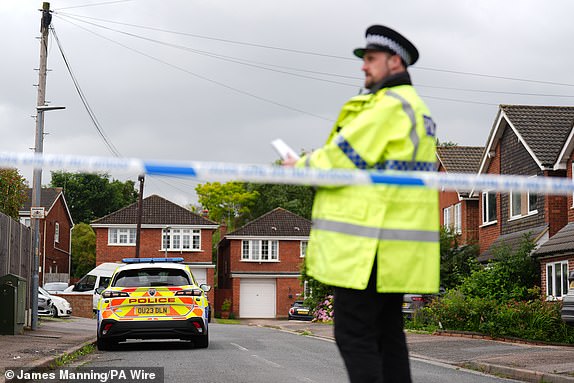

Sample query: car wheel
[194,332,209,349]
[96,336,115,351]
[51,305,58,318]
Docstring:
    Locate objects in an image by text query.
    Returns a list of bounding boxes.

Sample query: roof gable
[436,146,484,174]
[479,105,574,174]
[21,188,63,212]
[91,194,217,226]
[227,208,311,237]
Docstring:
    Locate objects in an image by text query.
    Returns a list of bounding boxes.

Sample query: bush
[459,235,539,302]
[409,290,574,344]
[312,295,334,323]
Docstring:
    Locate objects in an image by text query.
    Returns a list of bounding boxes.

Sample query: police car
[96,258,210,350]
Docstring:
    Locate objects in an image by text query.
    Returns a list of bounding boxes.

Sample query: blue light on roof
[122,257,184,264]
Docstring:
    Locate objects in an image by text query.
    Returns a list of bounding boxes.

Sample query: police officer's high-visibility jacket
[296,72,439,293]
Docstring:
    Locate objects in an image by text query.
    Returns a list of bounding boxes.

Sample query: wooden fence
[0,212,32,316]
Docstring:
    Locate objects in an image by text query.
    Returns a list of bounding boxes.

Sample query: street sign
[30,207,45,219]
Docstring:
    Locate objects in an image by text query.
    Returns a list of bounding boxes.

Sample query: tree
[245,183,314,220]
[439,227,479,289]
[50,171,138,223]
[195,182,259,229]
[0,168,28,220]
[459,235,539,302]
[70,223,96,278]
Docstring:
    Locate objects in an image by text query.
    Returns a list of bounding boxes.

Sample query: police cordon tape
[2,151,574,195]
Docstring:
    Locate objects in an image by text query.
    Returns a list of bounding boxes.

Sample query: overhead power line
[54,11,574,89]
[55,16,333,121]
[55,1,134,11]
[51,25,122,157]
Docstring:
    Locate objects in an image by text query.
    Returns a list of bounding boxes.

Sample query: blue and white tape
[1,151,574,195]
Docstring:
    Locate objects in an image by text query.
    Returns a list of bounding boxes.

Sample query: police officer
[284,25,440,382]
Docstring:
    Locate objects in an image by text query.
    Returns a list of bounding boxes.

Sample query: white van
[64,263,122,311]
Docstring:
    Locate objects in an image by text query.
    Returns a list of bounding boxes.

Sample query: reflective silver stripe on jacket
[313,219,438,242]
[385,90,419,163]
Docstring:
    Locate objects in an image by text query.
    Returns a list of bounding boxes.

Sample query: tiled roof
[20,188,63,212]
[479,224,548,263]
[227,208,311,237]
[501,105,574,167]
[437,146,484,174]
[534,222,574,257]
[91,194,217,226]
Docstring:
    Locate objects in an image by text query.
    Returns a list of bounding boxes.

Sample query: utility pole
[30,2,51,331]
[134,175,145,258]
[31,2,64,330]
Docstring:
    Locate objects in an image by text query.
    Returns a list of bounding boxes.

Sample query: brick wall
[40,197,72,283]
[55,293,93,318]
[229,240,304,273]
[95,228,214,264]
[462,199,479,244]
[218,237,305,319]
[479,144,501,254]
[276,278,304,319]
[543,170,568,237]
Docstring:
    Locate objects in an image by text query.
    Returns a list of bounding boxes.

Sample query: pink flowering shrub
[312,295,334,323]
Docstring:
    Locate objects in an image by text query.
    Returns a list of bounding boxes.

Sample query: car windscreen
[113,268,191,287]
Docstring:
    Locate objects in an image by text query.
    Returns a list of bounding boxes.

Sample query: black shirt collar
[366,71,412,94]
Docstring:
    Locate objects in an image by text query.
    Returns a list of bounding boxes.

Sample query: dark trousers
[334,266,411,383]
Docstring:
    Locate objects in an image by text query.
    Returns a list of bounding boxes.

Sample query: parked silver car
[43,282,69,294]
[38,292,53,316]
[38,287,72,318]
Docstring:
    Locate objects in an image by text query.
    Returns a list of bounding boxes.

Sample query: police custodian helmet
[353,25,419,66]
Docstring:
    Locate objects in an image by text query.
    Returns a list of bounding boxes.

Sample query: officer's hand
[281,154,298,167]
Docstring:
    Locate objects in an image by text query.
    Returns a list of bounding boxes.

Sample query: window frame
[454,203,462,234]
[443,206,452,229]
[241,240,279,262]
[482,191,497,225]
[546,260,569,300]
[54,222,60,243]
[300,241,308,258]
[162,228,201,252]
[108,227,137,246]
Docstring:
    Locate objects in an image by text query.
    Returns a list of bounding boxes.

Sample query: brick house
[475,105,574,299]
[90,194,218,304]
[534,124,574,299]
[19,187,74,285]
[437,146,483,245]
[217,208,310,319]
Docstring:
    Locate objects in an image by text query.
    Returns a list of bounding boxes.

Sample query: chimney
[219,221,227,238]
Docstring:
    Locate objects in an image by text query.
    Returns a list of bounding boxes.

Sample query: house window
[20,217,31,227]
[510,189,538,219]
[108,228,136,245]
[482,191,497,224]
[163,228,201,251]
[54,222,60,243]
[443,206,452,229]
[300,241,308,258]
[546,261,569,299]
[241,240,279,262]
[454,203,462,234]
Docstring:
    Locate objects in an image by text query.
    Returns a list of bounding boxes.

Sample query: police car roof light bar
[122,257,185,264]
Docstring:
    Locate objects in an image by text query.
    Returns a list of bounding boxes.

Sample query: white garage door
[190,268,207,286]
[240,279,276,318]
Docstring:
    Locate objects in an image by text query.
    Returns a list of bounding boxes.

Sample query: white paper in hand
[271,139,300,160]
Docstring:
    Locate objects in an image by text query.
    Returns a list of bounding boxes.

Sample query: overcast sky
[2,0,574,207]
